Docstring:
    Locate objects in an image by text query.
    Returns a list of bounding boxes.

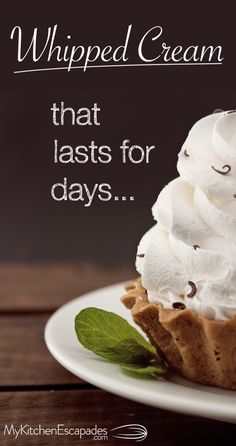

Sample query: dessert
[122,110,236,389]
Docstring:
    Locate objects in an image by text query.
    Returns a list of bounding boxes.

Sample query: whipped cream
[136,111,236,320]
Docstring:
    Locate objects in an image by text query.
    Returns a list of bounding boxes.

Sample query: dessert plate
[45,282,236,424]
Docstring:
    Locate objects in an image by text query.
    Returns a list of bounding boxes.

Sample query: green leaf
[98,338,154,364]
[121,363,167,376]
[75,307,156,357]
[74,307,167,378]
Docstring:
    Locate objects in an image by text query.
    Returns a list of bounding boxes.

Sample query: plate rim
[44,282,236,423]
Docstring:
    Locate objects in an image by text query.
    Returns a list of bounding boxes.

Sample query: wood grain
[0,314,83,386]
[0,389,235,446]
[0,263,134,311]
[0,263,234,446]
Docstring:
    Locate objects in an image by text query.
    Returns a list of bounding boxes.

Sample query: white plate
[45,282,236,424]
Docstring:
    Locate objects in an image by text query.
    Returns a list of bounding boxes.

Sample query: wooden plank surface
[0,263,134,311]
[0,263,235,446]
[1,389,236,446]
[0,314,82,386]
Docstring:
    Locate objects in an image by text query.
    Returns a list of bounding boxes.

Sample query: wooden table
[0,263,236,445]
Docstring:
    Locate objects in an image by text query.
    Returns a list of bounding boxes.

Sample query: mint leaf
[75,307,156,355]
[74,307,166,377]
[121,363,167,375]
[98,338,154,364]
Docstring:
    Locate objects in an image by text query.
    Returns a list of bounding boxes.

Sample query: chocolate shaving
[211,164,231,175]
[213,108,223,113]
[172,302,186,310]
[187,281,197,298]
[227,110,236,114]
[193,245,200,250]
[137,253,145,258]
[184,149,190,157]
[234,194,236,198]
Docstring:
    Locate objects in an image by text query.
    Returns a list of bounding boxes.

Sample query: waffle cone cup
[121,278,236,390]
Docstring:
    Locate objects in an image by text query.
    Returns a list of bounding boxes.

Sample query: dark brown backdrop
[0,0,235,264]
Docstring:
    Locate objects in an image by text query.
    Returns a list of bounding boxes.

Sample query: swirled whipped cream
[136,110,236,320]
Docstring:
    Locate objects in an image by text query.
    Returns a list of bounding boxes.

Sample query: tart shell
[121,279,236,390]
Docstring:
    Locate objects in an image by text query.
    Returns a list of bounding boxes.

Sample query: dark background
[0,1,235,265]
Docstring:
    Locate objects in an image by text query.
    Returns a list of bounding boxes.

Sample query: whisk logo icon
[110,424,147,442]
